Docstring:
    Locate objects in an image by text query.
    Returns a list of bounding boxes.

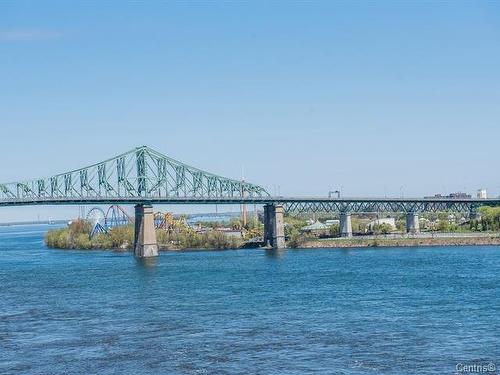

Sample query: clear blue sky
[1,1,499,221]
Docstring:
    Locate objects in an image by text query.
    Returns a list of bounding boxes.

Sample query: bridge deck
[1,146,499,213]
[1,196,499,213]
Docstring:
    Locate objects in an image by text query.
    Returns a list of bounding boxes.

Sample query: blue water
[0,225,498,375]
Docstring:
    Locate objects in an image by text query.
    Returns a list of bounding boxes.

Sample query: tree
[329,223,340,237]
[229,218,242,230]
[372,223,392,235]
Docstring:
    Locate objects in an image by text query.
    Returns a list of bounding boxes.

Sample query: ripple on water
[0,226,499,375]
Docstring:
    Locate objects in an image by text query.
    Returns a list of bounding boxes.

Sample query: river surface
[0,225,498,375]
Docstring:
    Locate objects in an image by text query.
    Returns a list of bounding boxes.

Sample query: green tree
[329,223,340,237]
[372,223,392,234]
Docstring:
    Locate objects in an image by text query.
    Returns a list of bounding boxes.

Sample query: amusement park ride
[85,205,133,238]
[85,204,188,238]
[2,145,499,255]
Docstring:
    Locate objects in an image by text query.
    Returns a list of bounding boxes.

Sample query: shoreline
[44,222,500,252]
[300,236,500,249]
[45,236,500,252]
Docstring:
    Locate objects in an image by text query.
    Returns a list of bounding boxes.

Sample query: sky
[1,1,499,222]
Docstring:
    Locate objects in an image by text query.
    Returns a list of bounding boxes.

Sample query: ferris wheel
[86,207,106,225]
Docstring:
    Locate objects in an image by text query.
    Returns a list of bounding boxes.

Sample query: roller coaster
[153,211,189,232]
[85,205,189,238]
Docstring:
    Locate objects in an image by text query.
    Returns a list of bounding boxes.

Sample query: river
[0,225,498,374]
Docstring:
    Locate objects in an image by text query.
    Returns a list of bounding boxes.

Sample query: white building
[367,218,396,231]
[477,189,487,199]
[300,221,329,235]
[325,219,340,226]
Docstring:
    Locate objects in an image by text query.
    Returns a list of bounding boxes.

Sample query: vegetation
[45,207,500,251]
[283,216,323,248]
[329,223,340,237]
[470,207,500,232]
[193,217,263,241]
[45,220,134,250]
[46,219,242,251]
[283,216,307,248]
[283,208,500,248]
[371,222,393,235]
[156,229,241,250]
[240,216,264,240]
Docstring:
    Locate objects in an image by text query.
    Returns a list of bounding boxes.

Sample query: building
[300,221,329,236]
[194,226,243,238]
[477,189,487,199]
[449,192,472,199]
[424,192,471,199]
[367,218,396,232]
[325,219,340,226]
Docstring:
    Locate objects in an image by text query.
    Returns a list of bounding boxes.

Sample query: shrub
[74,233,92,249]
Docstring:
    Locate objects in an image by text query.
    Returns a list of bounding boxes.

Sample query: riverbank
[46,220,500,251]
[301,235,500,248]
[45,221,242,251]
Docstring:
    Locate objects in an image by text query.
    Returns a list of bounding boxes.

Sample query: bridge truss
[0,146,268,204]
[280,199,489,214]
[0,146,499,214]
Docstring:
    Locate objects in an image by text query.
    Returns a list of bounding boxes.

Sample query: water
[0,225,498,375]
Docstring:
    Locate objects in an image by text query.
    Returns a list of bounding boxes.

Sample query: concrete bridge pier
[340,212,353,238]
[134,204,159,257]
[263,204,285,249]
[406,212,420,234]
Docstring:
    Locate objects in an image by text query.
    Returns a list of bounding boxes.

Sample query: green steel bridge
[1,146,499,254]
[0,145,498,212]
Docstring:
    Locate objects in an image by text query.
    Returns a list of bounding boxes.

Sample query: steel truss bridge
[0,146,499,214]
[0,146,267,205]
[280,198,500,214]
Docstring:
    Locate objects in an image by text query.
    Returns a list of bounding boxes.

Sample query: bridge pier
[134,204,159,257]
[340,212,353,237]
[406,212,420,234]
[263,204,285,249]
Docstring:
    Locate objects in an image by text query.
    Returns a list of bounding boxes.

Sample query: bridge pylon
[340,212,353,238]
[406,212,420,234]
[134,204,159,257]
[263,203,285,249]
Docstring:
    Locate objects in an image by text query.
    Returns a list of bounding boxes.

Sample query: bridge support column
[263,204,285,249]
[263,204,272,246]
[406,212,420,234]
[134,204,159,257]
[340,212,353,238]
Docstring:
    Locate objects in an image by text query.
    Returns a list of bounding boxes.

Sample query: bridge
[1,146,499,255]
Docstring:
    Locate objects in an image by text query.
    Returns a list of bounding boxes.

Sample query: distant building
[477,189,487,199]
[424,192,471,199]
[367,218,396,231]
[448,192,471,199]
[219,229,243,238]
[300,221,329,236]
[325,219,340,226]
[195,226,243,238]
